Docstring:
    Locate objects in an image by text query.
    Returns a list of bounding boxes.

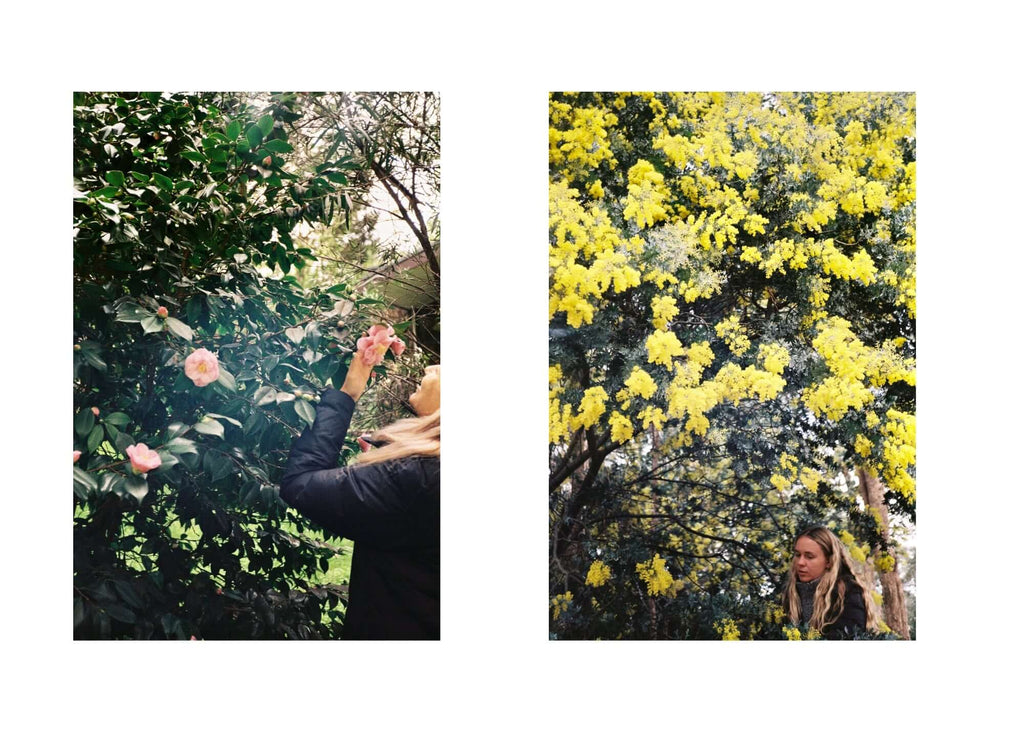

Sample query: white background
[2,1,1021,729]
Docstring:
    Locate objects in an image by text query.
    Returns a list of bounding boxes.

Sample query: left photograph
[73,92,440,640]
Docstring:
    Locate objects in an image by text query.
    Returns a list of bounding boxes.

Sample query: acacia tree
[73,92,407,639]
[548,92,915,639]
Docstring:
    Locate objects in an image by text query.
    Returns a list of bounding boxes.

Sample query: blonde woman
[281,350,440,640]
[782,526,879,639]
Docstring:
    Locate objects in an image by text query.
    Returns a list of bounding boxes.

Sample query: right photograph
[549,92,915,640]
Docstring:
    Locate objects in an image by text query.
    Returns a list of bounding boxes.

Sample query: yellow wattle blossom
[783,626,802,641]
[714,315,751,356]
[651,294,679,330]
[646,330,685,369]
[624,366,658,399]
[716,618,741,640]
[757,343,791,375]
[573,386,609,430]
[551,591,573,620]
[874,553,896,573]
[608,411,634,443]
[636,553,675,596]
[586,559,612,587]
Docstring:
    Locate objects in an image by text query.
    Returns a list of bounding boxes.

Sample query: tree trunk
[857,467,911,639]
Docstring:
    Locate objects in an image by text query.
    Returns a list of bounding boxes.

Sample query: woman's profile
[782,526,879,639]
[280,343,440,640]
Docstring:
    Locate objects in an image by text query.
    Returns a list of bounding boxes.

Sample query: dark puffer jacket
[280,389,440,640]
[797,574,868,639]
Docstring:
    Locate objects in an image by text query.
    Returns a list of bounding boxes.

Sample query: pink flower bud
[357,435,372,452]
[73,450,81,463]
[157,306,169,318]
[126,443,162,474]
[390,337,406,357]
[184,348,220,387]
[91,407,100,417]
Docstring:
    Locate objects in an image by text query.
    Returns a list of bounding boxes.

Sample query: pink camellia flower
[184,347,220,387]
[91,406,100,417]
[157,306,169,319]
[126,443,162,474]
[356,324,406,366]
[73,450,81,463]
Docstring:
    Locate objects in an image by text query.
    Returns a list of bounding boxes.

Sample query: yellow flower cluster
[550,181,642,328]
[667,360,785,437]
[650,295,679,331]
[636,553,675,596]
[802,317,915,421]
[624,366,658,399]
[549,102,617,176]
[646,330,685,369]
[874,553,896,573]
[573,386,608,430]
[549,365,574,444]
[551,591,573,620]
[758,343,791,375]
[623,160,670,229]
[716,618,741,641]
[586,559,612,587]
[880,408,916,501]
[763,602,786,625]
[608,411,634,443]
[783,626,802,641]
[714,315,751,356]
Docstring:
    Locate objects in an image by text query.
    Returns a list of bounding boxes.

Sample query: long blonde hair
[355,410,440,466]
[783,526,880,633]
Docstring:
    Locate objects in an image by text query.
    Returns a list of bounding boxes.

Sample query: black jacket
[822,575,868,639]
[280,389,440,640]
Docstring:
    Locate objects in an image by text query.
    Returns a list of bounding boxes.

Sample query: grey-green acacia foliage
[73,92,395,639]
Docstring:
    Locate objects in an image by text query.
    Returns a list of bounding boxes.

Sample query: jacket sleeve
[279,389,420,548]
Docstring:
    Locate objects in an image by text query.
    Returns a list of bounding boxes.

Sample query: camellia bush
[548,92,915,639]
[73,92,410,639]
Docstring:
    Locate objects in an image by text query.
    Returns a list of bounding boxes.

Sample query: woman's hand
[340,349,374,401]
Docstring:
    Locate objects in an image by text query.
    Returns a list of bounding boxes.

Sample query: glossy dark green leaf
[216,367,236,391]
[75,409,96,437]
[104,412,130,428]
[151,172,174,191]
[181,150,206,162]
[206,412,242,428]
[226,120,241,140]
[165,437,198,455]
[165,317,193,341]
[114,431,135,454]
[294,399,316,427]
[194,419,225,439]
[105,170,125,187]
[73,466,98,497]
[285,326,304,344]
[87,424,104,454]
[253,386,278,406]
[140,315,164,334]
[245,125,263,150]
[257,115,274,136]
[124,474,149,502]
[263,138,292,153]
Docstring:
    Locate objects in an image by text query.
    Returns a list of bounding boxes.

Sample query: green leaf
[165,437,198,455]
[245,125,263,150]
[257,115,275,136]
[194,419,225,439]
[114,302,148,323]
[105,170,125,187]
[263,138,292,153]
[73,466,98,499]
[104,412,130,428]
[124,474,149,503]
[140,315,164,334]
[285,326,305,344]
[253,386,278,406]
[325,172,347,184]
[276,392,296,404]
[294,399,316,427]
[82,350,107,373]
[130,170,150,183]
[165,317,193,341]
[166,422,190,440]
[154,450,180,473]
[114,431,134,454]
[75,409,96,437]
[226,120,241,140]
[181,150,206,163]
[206,412,243,428]
[87,424,104,454]
[203,451,234,481]
[151,172,174,191]
[216,367,236,391]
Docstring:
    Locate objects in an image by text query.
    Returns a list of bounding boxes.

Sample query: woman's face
[794,536,829,582]
[409,365,440,416]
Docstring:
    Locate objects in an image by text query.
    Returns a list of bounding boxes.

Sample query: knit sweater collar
[796,577,820,624]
